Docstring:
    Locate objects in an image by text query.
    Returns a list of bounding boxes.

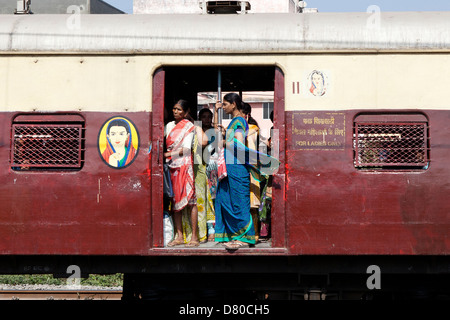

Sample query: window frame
[353,113,430,170]
[262,102,274,120]
[10,114,86,171]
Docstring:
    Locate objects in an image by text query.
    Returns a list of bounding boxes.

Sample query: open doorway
[154,66,284,249]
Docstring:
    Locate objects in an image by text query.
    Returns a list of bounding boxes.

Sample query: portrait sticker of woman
[98,116,139,169]
[308,70,328,97]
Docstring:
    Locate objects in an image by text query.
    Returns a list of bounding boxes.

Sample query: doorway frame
[151,66,286,250]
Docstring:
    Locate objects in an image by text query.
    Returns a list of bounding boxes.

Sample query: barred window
[353,114,429,170]
[11,114,85,171]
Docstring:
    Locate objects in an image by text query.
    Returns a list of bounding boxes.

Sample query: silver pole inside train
[217,68,222,125]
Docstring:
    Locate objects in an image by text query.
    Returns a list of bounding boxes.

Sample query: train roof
[1,11,450,54]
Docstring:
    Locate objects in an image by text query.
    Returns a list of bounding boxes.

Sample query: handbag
[163,163,174,198]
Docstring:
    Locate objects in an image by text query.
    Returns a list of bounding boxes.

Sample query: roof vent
[200,1,251,14]
[14,0,32,14]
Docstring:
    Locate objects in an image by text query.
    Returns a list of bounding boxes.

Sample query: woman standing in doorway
[164,100,200,247]
[214,93,256,250]
[196,108,218,242]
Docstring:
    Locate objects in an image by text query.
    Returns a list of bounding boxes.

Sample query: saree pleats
[166,119,196,213]
[190,133,214,243]
[214,117,256,244]
[214,163,255,244]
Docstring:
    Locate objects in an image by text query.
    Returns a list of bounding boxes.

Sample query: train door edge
[151,67,165,248]
[272,66,286,249]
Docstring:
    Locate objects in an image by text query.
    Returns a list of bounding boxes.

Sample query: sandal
[167,238,184,247]
[185,240,200,247]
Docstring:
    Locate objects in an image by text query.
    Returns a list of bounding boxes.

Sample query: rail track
[0,289,123,300]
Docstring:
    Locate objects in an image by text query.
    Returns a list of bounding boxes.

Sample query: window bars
[11,115,85,171]
[354,117,429,169]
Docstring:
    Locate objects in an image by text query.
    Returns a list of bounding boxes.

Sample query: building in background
[134,0,317,14]
[134,0,202,14]
[0,0,124,14]
[198,91,274,140]
[133,1,317,133]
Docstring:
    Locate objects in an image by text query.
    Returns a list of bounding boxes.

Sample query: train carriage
[0,12,449,299]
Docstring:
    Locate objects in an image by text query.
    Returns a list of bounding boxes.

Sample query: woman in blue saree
[214,93,258,250]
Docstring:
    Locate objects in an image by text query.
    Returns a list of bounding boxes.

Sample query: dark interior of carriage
[162,66,276,248]
[163,66,275,121]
